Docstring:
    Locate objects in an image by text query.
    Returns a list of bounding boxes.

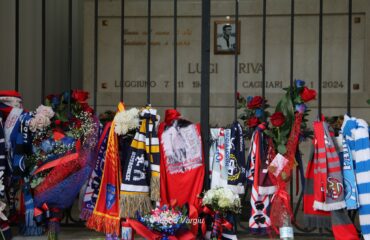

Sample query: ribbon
[201,206,233,240]
[126,218,195,240]
[33,204,62,224]
[32,152,79,175]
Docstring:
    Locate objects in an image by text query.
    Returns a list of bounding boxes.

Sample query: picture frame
[214,20,241,55]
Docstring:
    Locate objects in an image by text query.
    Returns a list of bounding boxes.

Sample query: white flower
[36,105,55,119]
[202,187,241,213]
[31,114,51,131]
[114,108,140,135]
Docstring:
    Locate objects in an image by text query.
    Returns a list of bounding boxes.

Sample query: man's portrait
[214,21,240,55]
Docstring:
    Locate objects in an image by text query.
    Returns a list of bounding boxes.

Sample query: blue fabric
[342,115,370,239]
[340,135,359,210]
[10,112,33,174]
[20,182,43,236]
[228,121,246,193]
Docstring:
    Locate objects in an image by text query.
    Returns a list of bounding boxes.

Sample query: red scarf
[86,103,123,235]
[158,109,204,235]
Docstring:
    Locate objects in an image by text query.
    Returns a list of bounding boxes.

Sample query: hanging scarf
[87,103,123,235]
[228,121,246,194]
[120,106,160,218]
[80,122,111,220]
[342,114,370,240]
[20,180,43,236]
[331,209,359,240]
[313,120,346,211]
[247,123,273,234]
[209,128,228,189]
[335,134,359,210]
[159,109,204,235]
[303,144,331,228]
[0,116,6,197]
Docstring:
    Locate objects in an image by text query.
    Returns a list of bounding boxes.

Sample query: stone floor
[11,227,335,240]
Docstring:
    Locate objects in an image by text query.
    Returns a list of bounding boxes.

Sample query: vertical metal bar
[234,0,239,121]
[68,0,73,112]
[174,0,178,109]
[318,0,323,117]
[201,0,210,191]
[347,0,352,115]
[15,0,19,91]
[41,0,46,103]
[262,0,266,99]
[93,0,98,111]
[290,0,294,88]
[147,0,151,104]
[120,0,125,102]
[289,0,295,210]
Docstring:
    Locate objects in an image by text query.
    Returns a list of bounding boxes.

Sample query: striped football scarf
[303,144,331,228]
[87,104,123,235]
[209,128,228,189]
[0,116,6,197]
[247,123,273,234]
[342,114,370,240]
[81,122,111,220]
[120,106,160,218]
[228,121,246,194]
[335,134,359,210]
[313,120,346,211]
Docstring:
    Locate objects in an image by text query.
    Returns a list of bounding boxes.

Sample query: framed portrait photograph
[214,20,241,55]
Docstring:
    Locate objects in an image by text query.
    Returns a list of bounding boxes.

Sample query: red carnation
[300,87,316,102]
[72,90,89,102]
[247,96,263,109]
[247,116,259,128]
[270,112,286,127]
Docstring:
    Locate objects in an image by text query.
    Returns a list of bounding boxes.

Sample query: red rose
[236,92,240,100]
[79,102,94,114]
[46,94,54,101]
[247,96,263,109]
[270,112,286,127]
[247,116,259,128]
[72,90,89,102]
[55,119,61,125]
[300,87,316,102]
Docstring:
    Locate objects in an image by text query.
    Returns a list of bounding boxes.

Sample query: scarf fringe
[80,208,93,221]
[150,175,160,201]
[120,193,152,218]
[86,213,120,235]
[313,200,346,211]
[304,215,332,228]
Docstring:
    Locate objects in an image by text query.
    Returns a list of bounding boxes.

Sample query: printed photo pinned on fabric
[268,153,288,177]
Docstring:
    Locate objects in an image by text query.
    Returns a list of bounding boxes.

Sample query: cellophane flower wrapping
[137,205,189,236]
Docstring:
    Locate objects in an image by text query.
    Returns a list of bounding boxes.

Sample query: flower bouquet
[237,94,269,140]
[201,187,240,240]
[26,90,99,240]
[136,205,189,239]
[264,80,316,232]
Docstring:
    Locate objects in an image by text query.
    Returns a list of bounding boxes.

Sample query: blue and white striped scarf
[336,134,359,210]
[342,114,370,240]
